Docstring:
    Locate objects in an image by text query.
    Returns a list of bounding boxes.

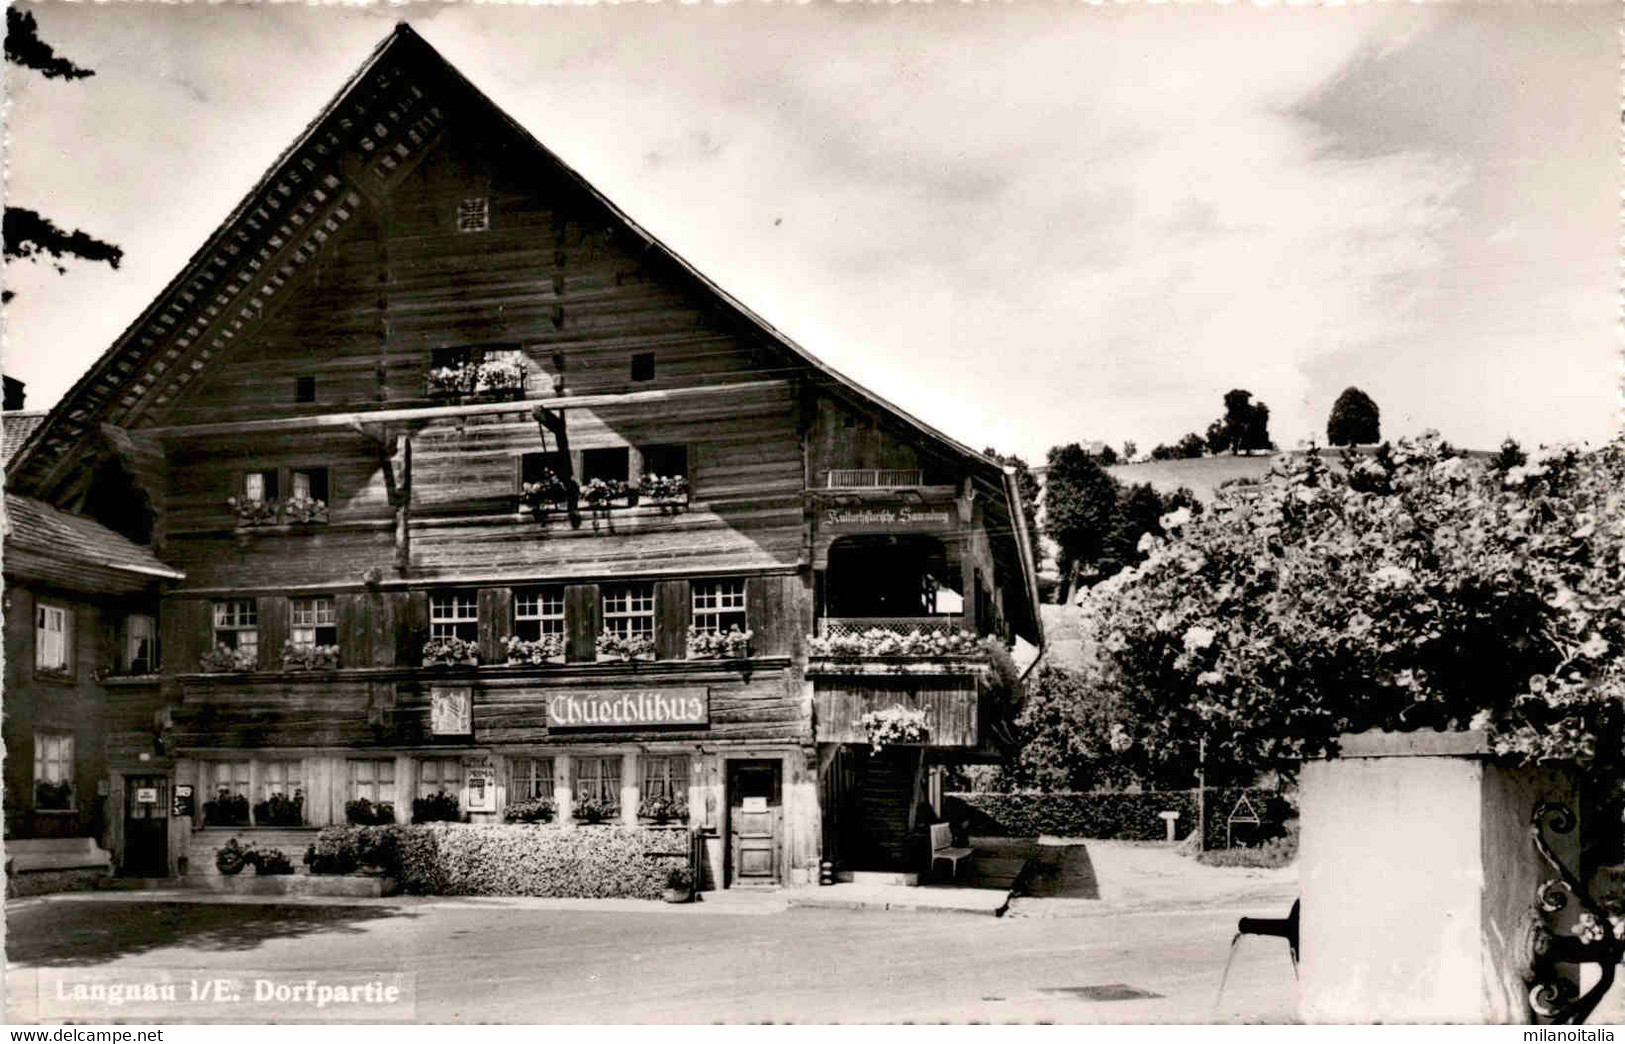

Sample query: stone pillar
[620,752,639,826]
[1299,730,1579,1024]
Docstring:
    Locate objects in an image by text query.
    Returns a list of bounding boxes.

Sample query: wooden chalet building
[5,25,1040,889]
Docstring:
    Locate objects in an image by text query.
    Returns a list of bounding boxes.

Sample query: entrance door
[122,776,169,876]
[727,760,782,887]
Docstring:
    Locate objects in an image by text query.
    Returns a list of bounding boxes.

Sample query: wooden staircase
[851,749,920,871]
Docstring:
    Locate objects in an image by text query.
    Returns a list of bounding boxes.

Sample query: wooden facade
[5,25,1040,886]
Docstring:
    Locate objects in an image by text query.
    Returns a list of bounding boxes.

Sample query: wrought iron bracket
[1518,801,1624,1024]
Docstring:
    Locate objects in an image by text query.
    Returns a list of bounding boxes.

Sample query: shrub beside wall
[304,823,688,899]
[946,790,1295,848]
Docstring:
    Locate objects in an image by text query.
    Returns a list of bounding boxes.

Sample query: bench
[928,823,974,883]
[7,837,114,874]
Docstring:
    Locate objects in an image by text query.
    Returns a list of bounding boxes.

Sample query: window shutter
[399,591,430,667]
[565,584,599,662]
[655,580,690,660]
[259,596,289,670]
[163,599,210,673]
[337,593,370,667]
[478,588,512,665]
[746,576,772,656]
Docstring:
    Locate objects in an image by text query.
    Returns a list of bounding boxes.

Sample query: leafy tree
[1005,665,1142,791]
[983,447,1040,544]
[1215,389,1272,454]
[1121,441,1138,462]
[1177,432,1207,459]
[1043,443,1119,601]
[1149,443,1177,461]
[1096,443,1119,466]
[1326,387,1381,446]
[4,10,122,302]
[1077,433,1625,799]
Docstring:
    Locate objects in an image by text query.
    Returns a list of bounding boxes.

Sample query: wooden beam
[137,378,793,440]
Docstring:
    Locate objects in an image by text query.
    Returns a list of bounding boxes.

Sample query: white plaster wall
[1300,755,1487,1022]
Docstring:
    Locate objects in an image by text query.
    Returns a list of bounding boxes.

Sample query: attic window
[630,353,655,382]
[457,198,490,233]
[295,375,316,403]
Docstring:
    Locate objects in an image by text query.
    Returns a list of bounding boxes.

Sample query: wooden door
[727,760,782,887]
[123,775,170,877]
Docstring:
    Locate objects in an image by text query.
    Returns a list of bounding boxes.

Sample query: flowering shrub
[639,473,689,503]
[503,797,556,824]
[808,627,984,658]
[580,478,631,508]
[225,496,278,526]
[282,640,339,671]
[596,630,655,661]
[200,644,258,673]
[638,794,688,823]
[421,636,478,667]
[686,625,752,659]
[412,790,462,824]
[304,825,441,893]
[858,704,928,751]
[284,492,328,524]
[573,797,618,824]
[425,824,686,899]
[504,634,564,665]
[1074,434,1625,791]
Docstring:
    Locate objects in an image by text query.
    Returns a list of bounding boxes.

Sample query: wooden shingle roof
[4,494,185,590]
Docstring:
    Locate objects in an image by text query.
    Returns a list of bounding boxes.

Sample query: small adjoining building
[4,25,1041,890]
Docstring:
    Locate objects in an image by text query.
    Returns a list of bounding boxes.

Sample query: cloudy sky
[3,1,1618,462]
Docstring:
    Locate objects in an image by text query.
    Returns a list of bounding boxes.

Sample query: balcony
[818,616,965,639]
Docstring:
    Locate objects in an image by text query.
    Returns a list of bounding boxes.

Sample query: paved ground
[4,841,1302,1024]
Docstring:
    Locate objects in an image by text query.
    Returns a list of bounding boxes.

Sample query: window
[417,758,464,800]
[639,444,688,481]
[349,758,396,806]
[602,584,654,640]
[514,588,565,642]
[582,447,630,485]
[520,451,570,487]
[430,591,479,641]
[243,469,279,503]
[295,375,316,403]
[574,756,622,806]
[290,467,330,504]
[126,614,156,674]
[205,760,251,826]
[290,597,337,646]
[213,600,259,657]
[457,197,489,232]
[630,352,655,382]
[512,757,555,801]
[260,760,302,801]
[33,733,74,810]
[641,755,688,801]
[692,579,747,633]
[34,602,70,675]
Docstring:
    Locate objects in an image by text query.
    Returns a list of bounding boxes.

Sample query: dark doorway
[726,760,782,887]
[825,535,961,618]
[122,775,170,876]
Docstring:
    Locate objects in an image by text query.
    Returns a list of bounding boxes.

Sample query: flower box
[284,492,328,525]
[685,625,753,660]
[808,627,983,659]
[200,644,259,673]
[503,797,556,824]
[572,797,619,824]
[503,634,564,665]
[34,779,72,811]
[638,794,689,825]
[283,640,340,671]
[226,496,278,527]
[638,473,690,507]
[595,630,655,662]
[426,359,527,401]
[421,636,479,668]
[857,705,929,751]
[518,472,571,513]
[580,478,635,510]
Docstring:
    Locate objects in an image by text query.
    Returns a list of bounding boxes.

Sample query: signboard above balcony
[822,504,953,529]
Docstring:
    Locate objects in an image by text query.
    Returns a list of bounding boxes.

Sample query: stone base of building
[5,867,111,899]
[190,872,399,898]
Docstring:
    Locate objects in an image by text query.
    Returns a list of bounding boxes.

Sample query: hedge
[307,823,689,899]
[944,789,1295,848]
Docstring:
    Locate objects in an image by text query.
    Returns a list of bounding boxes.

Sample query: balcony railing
[824,468,922,489]
[817,616,966,639]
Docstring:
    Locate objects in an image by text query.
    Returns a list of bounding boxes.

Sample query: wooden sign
[431,686,473,736]
[546,688,708,729]
[823,505,952,529]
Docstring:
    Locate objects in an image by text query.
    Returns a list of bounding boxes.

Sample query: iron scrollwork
[1520,801,1624,1024]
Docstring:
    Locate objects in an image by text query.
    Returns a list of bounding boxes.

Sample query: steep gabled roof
[8,23,1039,642]
[3,411,46,464]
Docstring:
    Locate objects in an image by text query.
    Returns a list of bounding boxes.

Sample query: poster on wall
[430,686,473,736]
[466,766,496,812]
[172,784,194,818]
